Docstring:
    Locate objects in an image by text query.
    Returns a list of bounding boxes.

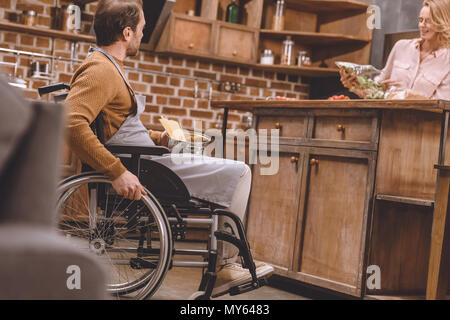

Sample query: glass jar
[260,49,274,65]
[298,51,312,67]
[272,0,285,31]
[22,10,36,26]
[281,36,294,66]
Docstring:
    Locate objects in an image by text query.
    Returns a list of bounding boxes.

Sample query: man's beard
[126,43,139,57]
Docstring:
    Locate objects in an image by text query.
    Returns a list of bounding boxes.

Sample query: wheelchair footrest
[229,277,269,296]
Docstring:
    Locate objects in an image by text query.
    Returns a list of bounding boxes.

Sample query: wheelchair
[39,83,269,300]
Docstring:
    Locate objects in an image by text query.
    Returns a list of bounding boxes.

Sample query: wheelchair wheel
[56,173,172,300]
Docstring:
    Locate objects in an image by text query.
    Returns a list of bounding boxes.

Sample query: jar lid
[283,36,294,45]
[263,49,273,54]
[23,10,36,16]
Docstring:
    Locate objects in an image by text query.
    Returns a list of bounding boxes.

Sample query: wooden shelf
[285,0,370,13]
[376,194,435,207]
[253,63,339,77]
[155,47,339,78]
[260,29,370,46]
[0,20,95,43]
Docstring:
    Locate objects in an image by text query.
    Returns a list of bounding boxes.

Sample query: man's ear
[123,26,132,41]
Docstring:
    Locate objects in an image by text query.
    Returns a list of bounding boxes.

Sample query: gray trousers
[0,75,106,299]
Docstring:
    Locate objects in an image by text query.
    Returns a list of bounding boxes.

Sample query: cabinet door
[295,150,375,297]
[216,23,258,62]
[246,151,303,270]
[170,15,214,54]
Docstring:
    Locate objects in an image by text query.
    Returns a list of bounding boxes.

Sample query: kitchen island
[211,99,450,299]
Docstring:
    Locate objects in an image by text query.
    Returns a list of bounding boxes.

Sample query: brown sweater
[65,51,161,179]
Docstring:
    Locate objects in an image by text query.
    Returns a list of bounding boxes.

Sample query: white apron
[89,47,245,207]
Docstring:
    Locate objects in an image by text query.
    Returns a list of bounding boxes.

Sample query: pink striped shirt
[375,38,450,100]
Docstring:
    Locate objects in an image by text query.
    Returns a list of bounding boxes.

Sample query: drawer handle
[309,158,319,166]
[290,156,299,164]
[232,50,237,56]
[188,43,194,49]
[336,124,345,132]
[275,122,282,130]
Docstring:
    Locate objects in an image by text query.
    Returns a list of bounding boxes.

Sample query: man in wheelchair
[62,0,273,299]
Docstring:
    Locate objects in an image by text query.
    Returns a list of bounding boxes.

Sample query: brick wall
[0,0,310,130]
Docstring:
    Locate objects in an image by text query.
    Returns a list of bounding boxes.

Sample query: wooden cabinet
[172,16,214,54]
[212,99,450,300]
[154,0,373,77]
[157,14,215,56]
[157,13,258,64]
[245,108,379,297]
[215,22,258,62]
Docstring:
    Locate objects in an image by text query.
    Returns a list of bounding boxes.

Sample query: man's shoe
[212,261,274,297]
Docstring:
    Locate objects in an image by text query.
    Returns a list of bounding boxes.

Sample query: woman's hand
[339,68,358,89]
[339,68,366,98]
[380,79,402,91]
[160,131,170,147]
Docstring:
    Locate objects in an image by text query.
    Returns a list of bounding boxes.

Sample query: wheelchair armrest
[38,83,70,97]
[106,145,170,177]
[106,145,170,156]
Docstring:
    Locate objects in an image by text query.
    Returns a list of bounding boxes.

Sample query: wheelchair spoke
[56,177,171,299]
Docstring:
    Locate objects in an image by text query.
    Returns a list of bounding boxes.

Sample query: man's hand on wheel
[111,170,147,200]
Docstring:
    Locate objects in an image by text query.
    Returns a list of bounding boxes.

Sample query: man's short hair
[94,0,143,46]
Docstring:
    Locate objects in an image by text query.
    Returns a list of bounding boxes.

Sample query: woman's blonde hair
[423,0,450,47]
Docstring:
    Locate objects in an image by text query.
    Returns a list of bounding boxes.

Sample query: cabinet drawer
[257,116,307,138]
[216,24,257,62]
[171,16,213,54]
[312,116,374,143]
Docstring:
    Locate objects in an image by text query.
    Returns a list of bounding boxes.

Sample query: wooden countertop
[211,99,450,113]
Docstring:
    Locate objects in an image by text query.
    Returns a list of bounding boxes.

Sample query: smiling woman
[340,0,450,100]
[422,0,450,47]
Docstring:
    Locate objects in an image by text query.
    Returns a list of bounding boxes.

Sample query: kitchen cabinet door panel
[172,16,213,54]
[298,153,371,294]
[216,23,258,62]
[247,152,304,269]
